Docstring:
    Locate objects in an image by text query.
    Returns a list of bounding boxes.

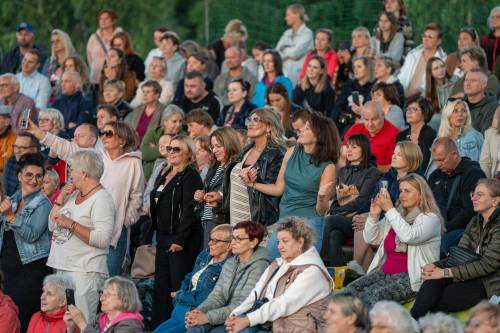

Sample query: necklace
[79,184,102,198]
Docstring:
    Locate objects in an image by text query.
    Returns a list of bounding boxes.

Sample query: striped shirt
[201,166,225,222]
[229,161,251,225]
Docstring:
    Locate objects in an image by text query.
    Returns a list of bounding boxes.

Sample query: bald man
[342,101,400,173]
[51,71,93,137]
[213,46,257,104]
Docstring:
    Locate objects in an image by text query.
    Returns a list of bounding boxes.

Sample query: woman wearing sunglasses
[0,153,52,331]
[150,135,204,328]
[205,108,285,230]
[26,120,145,278]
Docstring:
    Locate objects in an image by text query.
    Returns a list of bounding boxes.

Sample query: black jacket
[217,100,257,129]
[397,124,437,168]
[196,164,227,224]
[329,163,381,216]
[216,143,285,226]
[429,157,486,232]
[332,78,373,130]
[0,45,47,74]
[150,164,203,246]
[293,83,336,116]
[126,54,145,82]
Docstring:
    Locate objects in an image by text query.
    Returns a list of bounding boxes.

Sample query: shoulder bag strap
[93,32,108,55]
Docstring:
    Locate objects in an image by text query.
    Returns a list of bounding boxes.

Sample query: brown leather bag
[335,183,360,206]
[131,245,156,278]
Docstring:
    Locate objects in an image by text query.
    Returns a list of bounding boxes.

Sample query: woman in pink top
[342,173,443,308]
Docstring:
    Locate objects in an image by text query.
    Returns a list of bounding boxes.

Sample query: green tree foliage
[0,0,496,62]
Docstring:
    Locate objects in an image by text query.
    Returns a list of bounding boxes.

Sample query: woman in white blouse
[480,109,500,178]
[47,150,116,321]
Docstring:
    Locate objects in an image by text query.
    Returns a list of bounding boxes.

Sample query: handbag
[131,245,156,278]
[336,184,360,206]
[442,246,482,268]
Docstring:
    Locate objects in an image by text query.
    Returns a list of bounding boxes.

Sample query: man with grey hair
[464,68,498,133]
[480,6,500,73]
[0,73,37,132]
[342,100,400,173]
[370,301,418,333]
[51,71,93,137]
[213,46,257,104]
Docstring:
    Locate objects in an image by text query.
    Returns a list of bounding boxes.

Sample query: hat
[16,22,33,33]
[0,105,12,117]
[338,41,351,51]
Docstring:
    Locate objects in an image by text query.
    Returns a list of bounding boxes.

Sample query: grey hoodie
[197,246,272,325]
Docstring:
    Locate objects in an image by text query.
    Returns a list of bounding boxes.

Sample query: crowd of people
[0,1,499,333]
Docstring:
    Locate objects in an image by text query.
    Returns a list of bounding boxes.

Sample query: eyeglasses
[245,115,262,126]
[166,146,182,153]
[99,130,115,138]
[231,236,250,242]
[406,107,421,113]
[98,290,118,299]
[39,118,51,123]
[23,171,44,181]
[422,34,438,39]
[209,238,231,244]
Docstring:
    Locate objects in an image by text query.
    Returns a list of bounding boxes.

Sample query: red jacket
[27,309,68,333]
[0,292,20,333]
[299,49,339,82]
[480,31,500,71]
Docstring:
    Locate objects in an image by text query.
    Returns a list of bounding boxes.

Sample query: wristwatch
[443,268,450,278]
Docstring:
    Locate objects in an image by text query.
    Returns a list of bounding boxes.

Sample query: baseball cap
[16,22,33,33]
[0,105,12,117]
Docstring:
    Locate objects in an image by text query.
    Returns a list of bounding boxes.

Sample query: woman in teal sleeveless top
[243,112,340,257]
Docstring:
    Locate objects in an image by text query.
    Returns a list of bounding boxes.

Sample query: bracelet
[70,221,77,233]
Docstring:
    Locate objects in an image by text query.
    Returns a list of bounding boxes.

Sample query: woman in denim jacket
[0,153,52,331]
[153,225,233,333]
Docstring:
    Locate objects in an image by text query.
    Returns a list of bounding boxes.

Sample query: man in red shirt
[342,101,400,173]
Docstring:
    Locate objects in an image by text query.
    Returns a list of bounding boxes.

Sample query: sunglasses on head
[99,130,115,138]
[166,146,182,153]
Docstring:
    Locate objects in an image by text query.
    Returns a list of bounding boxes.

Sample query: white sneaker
[347,260,365,276]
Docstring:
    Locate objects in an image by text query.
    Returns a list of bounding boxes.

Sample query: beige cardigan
[480,127,500,178]
[364,208,441,291]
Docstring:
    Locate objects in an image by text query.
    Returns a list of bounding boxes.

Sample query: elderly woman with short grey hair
[369,301,417,333]
[47,150,116,321]
[42,168,60,202]
[141,104,185,179]
[324,294,370,333]
[27,274,76,333]
[38,108,67,138]
[64,276,144,333]
[418,312,463,333]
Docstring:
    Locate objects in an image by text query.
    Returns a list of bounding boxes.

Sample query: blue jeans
[153,303,192,333]
[440,229,465,258]
[267,216,324,258]
[239,327,271,333]
[107,227,128,276]
[186,324,226,333]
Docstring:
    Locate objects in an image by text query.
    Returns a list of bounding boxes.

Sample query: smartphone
[352,91,360,106]
[20,109,31,129]
[65,288,75,306]
[381,180,389,190]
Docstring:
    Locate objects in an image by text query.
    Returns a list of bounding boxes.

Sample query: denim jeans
[267,216,324,258]
[440,229,465,258]
[107,227,128,276]
[153,303,192,333]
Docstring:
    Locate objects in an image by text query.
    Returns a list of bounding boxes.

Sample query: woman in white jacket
[343,173,443,307]
[225,217,332,333]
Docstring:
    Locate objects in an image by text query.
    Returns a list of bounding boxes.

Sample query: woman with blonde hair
[437,100,484,162]
[131,56,174,107]
[480,108,500,178]
[42,29,77,90]
[151,134,204,326]
[343,173,443,307]
[294,55,336,116]
[207,107,285,228]
[351,140,424,272]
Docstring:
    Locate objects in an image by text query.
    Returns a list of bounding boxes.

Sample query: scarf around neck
[394,204,421,252]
